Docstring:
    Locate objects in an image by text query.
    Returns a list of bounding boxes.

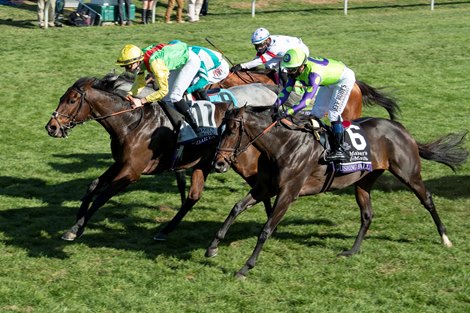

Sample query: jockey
[116,41,201,133]
[275,48,356,162]
[230,27,310,85]
[187,45,230,100]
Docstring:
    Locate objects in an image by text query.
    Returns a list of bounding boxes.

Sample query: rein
[51,87,138,135]
[217,114,277,163]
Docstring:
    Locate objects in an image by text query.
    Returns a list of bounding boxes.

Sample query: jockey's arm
[277,76,295,105]
[240,51,271,70]
[288,72,321,115]
[140,59,170,103]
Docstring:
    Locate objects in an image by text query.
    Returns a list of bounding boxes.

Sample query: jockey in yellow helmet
[116,41,201,133]
[276,48,356,162]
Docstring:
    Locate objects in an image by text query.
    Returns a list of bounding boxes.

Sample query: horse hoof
[442,234,453,247]
[61,231,77,241]
[338,250,356,257]
[205,247,218,258]
[234,271,247,280]
[153,232,167,241]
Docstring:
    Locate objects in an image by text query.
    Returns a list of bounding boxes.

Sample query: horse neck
[87,88,143,136]
[243,112,283,159]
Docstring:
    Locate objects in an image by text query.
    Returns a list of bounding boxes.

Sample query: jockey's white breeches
[164,50,201,103]
[310,66,355,122]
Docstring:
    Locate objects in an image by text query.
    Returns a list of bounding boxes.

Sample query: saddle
[279,115,373,174]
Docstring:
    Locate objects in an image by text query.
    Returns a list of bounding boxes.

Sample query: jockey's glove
[230,64,243,73]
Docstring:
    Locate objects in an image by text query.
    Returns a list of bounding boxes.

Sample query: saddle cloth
[188,100,218,146]
[207,88,239,107]
[281,117,372,174]
[336,122,372,174]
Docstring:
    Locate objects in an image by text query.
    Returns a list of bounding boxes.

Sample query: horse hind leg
[412,180,452,247]
[390,167,452,247]
[340,171,383,256]
[154,167,208,241]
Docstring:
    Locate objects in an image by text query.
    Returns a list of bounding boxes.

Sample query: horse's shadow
[0,150,468,261]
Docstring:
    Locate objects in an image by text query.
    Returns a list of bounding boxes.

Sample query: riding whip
[205,37,235,66]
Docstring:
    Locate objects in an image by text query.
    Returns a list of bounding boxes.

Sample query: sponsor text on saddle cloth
[183,100,219,145]
[336,121,372,174]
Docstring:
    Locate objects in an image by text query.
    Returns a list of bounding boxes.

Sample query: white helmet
[251,28,270,44]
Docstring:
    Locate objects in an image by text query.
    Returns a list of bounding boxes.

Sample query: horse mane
[246,105,272,114]
[91,74,130,100]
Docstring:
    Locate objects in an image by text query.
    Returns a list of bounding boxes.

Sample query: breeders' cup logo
[283,54,291,63]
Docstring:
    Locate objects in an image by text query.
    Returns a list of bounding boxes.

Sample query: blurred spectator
[187,0,202,22]
[118,0,133,25]
[37,0,57,28]
[165,0,185,24]
[142,0,154,24]
[200,0,207,16]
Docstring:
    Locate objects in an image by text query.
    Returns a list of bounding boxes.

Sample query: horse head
[214,107,247,173]
[45,77,97,138]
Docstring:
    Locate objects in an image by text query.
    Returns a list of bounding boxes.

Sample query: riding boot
[325,121,348,162]
[146,10,152,23]
[173,99,199,132]
[142,9,147,24]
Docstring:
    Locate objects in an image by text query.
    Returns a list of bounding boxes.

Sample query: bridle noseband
[51,87,87,137]
[216,116,246,164]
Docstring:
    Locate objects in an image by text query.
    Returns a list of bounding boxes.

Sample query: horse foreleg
[62,167,136,241]
[205,192,260,258]
[154,167,208,241]
[236,190,295,278]
[175,169,187,206]
[75,163,121,220]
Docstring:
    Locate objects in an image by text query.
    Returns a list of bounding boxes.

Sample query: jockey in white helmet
[230,28,310,85]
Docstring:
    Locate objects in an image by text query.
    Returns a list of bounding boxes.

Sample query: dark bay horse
[44,76,265,241]
[208,106,468,278]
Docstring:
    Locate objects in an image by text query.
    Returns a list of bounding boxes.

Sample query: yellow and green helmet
[281,48,307,69]
[116,44,144,66]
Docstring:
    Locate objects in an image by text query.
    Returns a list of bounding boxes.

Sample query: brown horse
[208,69,400,120]
[208,106,468,278]
[44,76,265,241]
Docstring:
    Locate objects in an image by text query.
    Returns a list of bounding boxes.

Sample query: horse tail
[418,131,469,172]
[356,80,401,121]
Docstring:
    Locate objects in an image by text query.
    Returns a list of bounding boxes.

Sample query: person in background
[231,27,309,86]
[141,0,154,24]
[200,0,208,16]
[275,48,356,162]
[37,0,56,28]
[117,0,132,25]
[187,0,203,22]
[165,0,185,23]
[115,41,202,133]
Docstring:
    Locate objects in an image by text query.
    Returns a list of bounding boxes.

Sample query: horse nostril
[215,161,228,173]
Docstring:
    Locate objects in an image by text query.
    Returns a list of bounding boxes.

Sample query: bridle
[50,87,136,137]
[216,113,277,164]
